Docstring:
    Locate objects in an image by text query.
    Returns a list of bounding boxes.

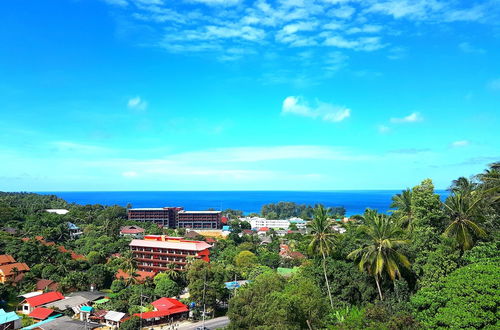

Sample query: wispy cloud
[390,112,423,123]
[100,0,495,66]
[487,78,500,91]
[458,42,485,54]
[282,96,351,122]
[451,140,470,148]
[378,125,391,133]
[127,96,148,111]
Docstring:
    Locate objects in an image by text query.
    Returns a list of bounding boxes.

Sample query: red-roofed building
[134,297,188,325]
[0,262,30,284]
[28,307,57,320]
[36,279,59,292]
[258,227,269,233]
[0,255,16,266]
[221,216,228,224]
[19,291,64,314]
[120,225,145,238]
[130,236,212,273]
[115,269,155,284]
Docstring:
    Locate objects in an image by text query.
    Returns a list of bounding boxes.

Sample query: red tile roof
[120,226,145,234]
[25,292,64,308]
[0,262,30,276]
[29,307,55,320]
[115,269,155,283]
[0,254,16,265]
[258,227,270,232]
[135,297,188,319]
[36,279,59,291]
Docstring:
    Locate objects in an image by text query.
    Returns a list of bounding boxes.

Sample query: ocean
[39,190,449,216]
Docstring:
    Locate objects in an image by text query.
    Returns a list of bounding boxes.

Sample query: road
[178,316,230,330]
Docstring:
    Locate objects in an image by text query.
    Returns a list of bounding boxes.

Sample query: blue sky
[0,0,499,191]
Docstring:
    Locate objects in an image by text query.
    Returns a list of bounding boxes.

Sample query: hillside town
[0,163,499,329]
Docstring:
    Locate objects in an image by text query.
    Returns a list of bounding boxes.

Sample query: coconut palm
[390,189,413,230]
[347,211,410,301]
[308,205,337,309]
[443,193,486,251]
[478,162,500,202]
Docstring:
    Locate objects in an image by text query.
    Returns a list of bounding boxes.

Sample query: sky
[0,0,499,191]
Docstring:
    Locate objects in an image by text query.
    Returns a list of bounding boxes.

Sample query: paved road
[178,316,230,330]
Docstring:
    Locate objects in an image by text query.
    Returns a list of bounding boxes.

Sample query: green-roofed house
[277,267,299,278]
[0,308,21,329]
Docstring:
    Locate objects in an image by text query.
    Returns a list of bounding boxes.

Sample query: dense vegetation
[0,162,498,329]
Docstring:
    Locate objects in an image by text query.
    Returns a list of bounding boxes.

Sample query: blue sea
[39,190,449,216]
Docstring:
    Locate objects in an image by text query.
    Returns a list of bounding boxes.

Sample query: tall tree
[348,211,410,300]
[390,189,413,230]
[443,193,486,250]
[307,205,337,309]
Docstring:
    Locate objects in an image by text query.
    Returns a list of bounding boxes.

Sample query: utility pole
[140,288,150,330]
[202,270,207,329]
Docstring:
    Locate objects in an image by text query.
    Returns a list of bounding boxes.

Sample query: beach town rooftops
[135,298,188,320]
[104,311,126,322]
[67,291,105,302]
[67,222,79,230]
[25,292,65,308]
[258,227,270,232]
[0,254,16,265]
[29,307,56,320]
[130,238,212,251]
[128,207,172,210]
[36,315,100,330]
[36,279,59,291]
[45,209,69,215]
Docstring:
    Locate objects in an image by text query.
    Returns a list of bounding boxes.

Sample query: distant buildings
[0,254,30,284]
[128,207,222,229]
[19,291,65,314]
[240,217,291,230]
[134,297,188,326]
[67,222,83,239]
[130,235,212,272]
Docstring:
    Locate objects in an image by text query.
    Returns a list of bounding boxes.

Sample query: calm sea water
[39,190,449,216]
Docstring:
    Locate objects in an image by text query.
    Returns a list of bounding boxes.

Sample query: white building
[45,209,69,215]
[240,217,290,230]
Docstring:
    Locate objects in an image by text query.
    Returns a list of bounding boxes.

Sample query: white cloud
[103,0,128,6]
[127,96,148,111]
[458,42,485,54]
[190,0,241,6]
[282,96,351,122]
[487,78,500,91]
[451,140,470,148]
[122,171,138,177]
[323,36,385,51]
[51,141,108,153]
[378,125,391,133]
[390,112,423,123]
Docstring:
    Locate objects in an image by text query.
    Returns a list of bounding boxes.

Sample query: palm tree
[163,263,180,280]
[308,205,337,309]
[347,211,410,301]
[478,162,500,202]
[390,189,413,230]
[443,193,486,251]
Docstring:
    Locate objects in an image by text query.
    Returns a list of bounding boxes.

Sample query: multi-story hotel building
[130,235,212,272]
[240,216,291,230]
[176,210,221,229]
[128,207,221,229]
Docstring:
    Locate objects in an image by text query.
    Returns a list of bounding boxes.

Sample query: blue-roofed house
[0,308,21,329]
[67,222,83,239]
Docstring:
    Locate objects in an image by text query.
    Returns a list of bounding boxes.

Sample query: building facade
[240,217,291,230]
[130,236,211,272]
[128,207,221,229]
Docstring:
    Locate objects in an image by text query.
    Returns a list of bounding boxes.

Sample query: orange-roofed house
[19,291,65,314]
[130,236,212,273]
[0,261,30,284]
[0,255,16,266]
[115,269,155,284]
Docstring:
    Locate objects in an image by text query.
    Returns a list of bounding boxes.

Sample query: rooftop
[130,239,212,251]
[25,292,65,308]
[104,311,126,322]
[42,296,90,311]
[0,254,16,265]
[178,210,221,214]
[29,307,56,320]
[0,262,30,276]
[0,308,20,324]
[45,209,69,215]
